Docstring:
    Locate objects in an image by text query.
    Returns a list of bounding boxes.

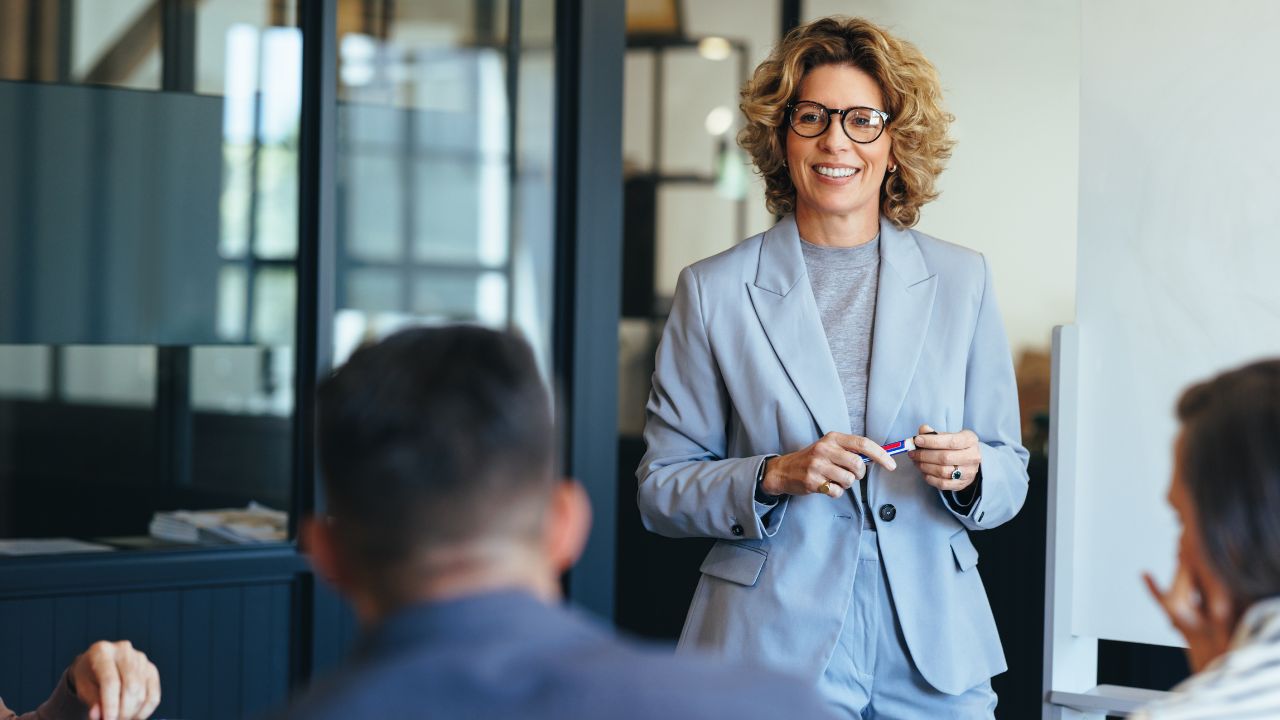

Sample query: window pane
[0,1,300,553]
[70,0,163,90]
[60,346,157,407]
[0,346,53,400]
[334,0,555,370]
[345,268,406,313]
[410,270,508,323]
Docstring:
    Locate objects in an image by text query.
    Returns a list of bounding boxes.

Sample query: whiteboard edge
[1043,324,1102,719]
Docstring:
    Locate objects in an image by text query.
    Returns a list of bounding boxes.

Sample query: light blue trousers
[817,523,998,719]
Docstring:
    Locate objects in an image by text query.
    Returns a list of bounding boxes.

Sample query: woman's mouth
[814,165,860,179]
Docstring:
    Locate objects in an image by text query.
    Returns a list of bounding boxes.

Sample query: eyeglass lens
[789,102,884,142]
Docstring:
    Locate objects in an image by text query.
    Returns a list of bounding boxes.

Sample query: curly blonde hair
[738,16,955,228]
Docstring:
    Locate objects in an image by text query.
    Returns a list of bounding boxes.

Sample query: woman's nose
[817,116,852,151]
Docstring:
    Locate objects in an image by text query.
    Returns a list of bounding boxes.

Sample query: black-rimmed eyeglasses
[786,101,890,144]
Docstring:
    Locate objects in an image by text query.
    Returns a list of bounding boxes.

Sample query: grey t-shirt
[800,235,880,437]
[801,235,880,512]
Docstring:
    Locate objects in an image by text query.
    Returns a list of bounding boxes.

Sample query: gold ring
[817,482,832,495]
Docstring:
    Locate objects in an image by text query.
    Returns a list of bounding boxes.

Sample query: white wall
[1071,0,1280,647]
[804,0,1080,355]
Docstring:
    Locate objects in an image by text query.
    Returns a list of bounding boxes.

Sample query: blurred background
[0,1,1183,718]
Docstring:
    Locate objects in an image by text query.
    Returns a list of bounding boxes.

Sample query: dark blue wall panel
[0,582,295,719]
[178,587,214,717]
[210,586,242,718]
[146,590,183,711]
[17,598,55,707]
[309,578,360,678]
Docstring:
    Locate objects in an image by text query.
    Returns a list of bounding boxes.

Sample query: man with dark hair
[278,325,836,720]
[1136,359,1280,718]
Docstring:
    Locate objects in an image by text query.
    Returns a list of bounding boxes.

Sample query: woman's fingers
[818,458,857,490]
[909,428,981,469]
[843,434,898,472]
[915,461,978,490]
[808,460,855,498]
[778,429,953,499]
[910,448,974,467]
[807,472,841,498]
[914,427,979,450]
[1142,572,1162,605]
[1144,572,1180,625]
[1164,563,1206,629]
[824,432,896,472]
[1144,570,1196,637]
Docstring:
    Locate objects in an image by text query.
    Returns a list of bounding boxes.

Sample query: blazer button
[731,524,744,536]
[878,504,897,523]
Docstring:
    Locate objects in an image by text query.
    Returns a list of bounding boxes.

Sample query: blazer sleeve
[943,253,1030,531]
[1,671,88,720]
[636,267,789,541]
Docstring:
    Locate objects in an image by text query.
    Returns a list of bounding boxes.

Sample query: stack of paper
[149,502,287,544]
[0,538,114,555]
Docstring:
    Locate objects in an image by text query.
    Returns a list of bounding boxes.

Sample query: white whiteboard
[1071,0,1280,646]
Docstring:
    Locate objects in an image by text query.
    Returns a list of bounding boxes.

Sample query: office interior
[0,1,1189,717]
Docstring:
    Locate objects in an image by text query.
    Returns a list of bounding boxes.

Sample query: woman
[636,16,1029,716]
[1135,360,1280,718]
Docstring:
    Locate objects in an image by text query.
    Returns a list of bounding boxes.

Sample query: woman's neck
[794,205,880,248]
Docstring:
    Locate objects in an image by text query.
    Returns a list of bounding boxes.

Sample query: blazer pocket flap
[950,530,979,572]
[700,542,767,586]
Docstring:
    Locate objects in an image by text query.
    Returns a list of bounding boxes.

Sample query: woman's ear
[544,479,592,575]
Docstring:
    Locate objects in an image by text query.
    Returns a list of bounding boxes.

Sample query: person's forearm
[7,671,89,720]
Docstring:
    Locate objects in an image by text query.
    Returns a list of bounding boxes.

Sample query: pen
[858,431,936,463]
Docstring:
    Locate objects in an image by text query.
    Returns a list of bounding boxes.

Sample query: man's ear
[302,515,349,593]
[545,478,592,575]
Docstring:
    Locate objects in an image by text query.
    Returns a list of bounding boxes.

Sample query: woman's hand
[762,432,897,498]
[1143,530,1236,672]
[907,424,982,492]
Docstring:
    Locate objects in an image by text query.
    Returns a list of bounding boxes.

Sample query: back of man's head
[315,325,556,603]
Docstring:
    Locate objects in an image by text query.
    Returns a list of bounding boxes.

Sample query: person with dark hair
[1,640,161,720]
[1134,359,1280,718]
[638,16,1026,717]
[276,325,838,720]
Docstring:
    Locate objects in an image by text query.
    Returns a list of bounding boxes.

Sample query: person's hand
[1143,532,1236,672]
[69,640,162,720]
[762,432,897,499]
[907,424,982,492]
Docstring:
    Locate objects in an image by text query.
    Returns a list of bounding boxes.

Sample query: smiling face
[785,63,894,232]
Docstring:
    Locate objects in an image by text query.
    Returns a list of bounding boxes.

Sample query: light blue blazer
[637,215,1030,696]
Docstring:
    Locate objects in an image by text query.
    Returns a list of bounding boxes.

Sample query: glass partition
[332,0,556,369]
[0,0,301,553]
[0,0,558,555]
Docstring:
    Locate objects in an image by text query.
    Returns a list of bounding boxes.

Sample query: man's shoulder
[273,603,833,720]
[528,618,835,719]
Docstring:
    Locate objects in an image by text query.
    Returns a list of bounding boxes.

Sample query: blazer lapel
[865,217,937,444]
[747,216,852,436]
